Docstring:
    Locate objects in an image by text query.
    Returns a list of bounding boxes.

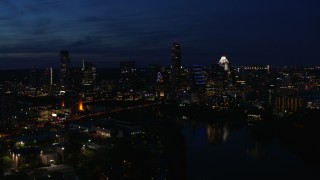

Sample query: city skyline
[1,0,320,69]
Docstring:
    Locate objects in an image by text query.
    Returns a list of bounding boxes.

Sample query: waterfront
[2,102,320,179]
[176,114,320,179]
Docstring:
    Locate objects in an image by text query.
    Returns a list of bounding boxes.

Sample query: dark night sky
[1,0,320,69]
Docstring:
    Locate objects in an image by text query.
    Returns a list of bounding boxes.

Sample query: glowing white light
[219,56,229,64]
[218,56,229,71]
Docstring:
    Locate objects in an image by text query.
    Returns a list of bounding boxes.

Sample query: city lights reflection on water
[206,124,229,144]
[177,115,318,179]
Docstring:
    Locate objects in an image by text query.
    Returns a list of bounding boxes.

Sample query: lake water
[176,116,319,179]
[84,104,319,179]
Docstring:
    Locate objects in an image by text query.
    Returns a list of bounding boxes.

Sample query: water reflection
[206,123,229,144]
[246,142,266,160]
[177,115,229,145]
[176,113,316,179]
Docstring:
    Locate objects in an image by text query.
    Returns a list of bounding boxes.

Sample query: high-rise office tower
[81,60,96,94]
[118,61,137,100]
[192,65,206,87]
[171,42,181,91]
[191,65,206,103]
[119,61,137,92]
[29,68,40,89]
[42,67,53,94]
[59,50,70,91]
[206,64,227,96]
[156,72,165,98]
[218,56,229,71]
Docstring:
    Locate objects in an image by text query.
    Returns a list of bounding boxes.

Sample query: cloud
[29,17,54,36]
[0,0,24,20]
[25,0,64,13]
[1,0,320,69]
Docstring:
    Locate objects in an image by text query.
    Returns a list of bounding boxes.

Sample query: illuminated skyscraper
[59,50,70,91]
[206,64,227,96]
[171,42,181,91]
[81,60,96,94]
[120,61,136,91]
[156,72,165,98]
[218,56,229,71]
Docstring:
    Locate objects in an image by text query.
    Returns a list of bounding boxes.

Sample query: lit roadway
[66,102,160,122]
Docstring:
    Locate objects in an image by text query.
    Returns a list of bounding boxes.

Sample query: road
[67,102,159,121]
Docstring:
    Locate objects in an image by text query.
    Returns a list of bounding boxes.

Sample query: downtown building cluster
[1,43,320,128]
[1,42,320,179]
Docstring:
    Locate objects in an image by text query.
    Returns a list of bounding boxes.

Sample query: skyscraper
[42,67,53,94]
[191,64,206,103]
[218,56,229,71]
[156,72,165,98]
[81,60,96,94]
[59,50,70,91]
[119,61,137,100]
[171,42,181,91]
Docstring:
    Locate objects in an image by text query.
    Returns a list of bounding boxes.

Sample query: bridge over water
[67,102,160,122]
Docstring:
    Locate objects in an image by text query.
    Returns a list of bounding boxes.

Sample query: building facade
[171,42,182,92]
[59,50,71,91]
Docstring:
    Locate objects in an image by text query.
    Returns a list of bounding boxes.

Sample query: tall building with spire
[218,56,229,71]
[81,60,96,94]
[59,50,70,91]
[171,42,181,91]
